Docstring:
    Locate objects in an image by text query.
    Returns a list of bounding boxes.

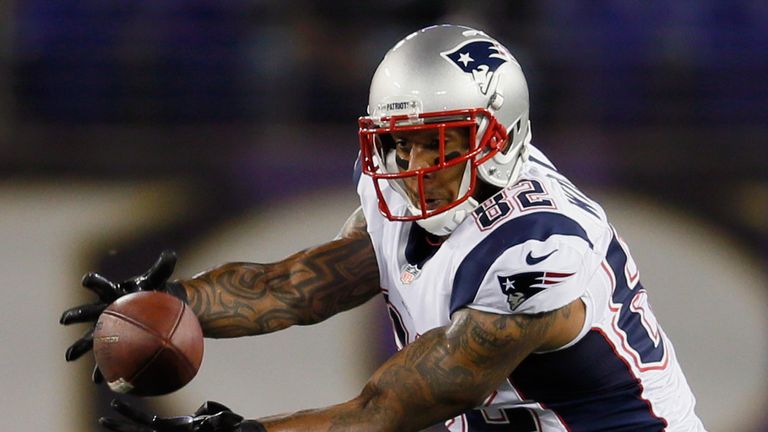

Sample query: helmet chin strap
[414,196,478,236]
[412,160,475,236]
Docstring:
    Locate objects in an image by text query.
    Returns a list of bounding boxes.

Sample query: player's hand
[99,399,265,432]
[60,250,185,366]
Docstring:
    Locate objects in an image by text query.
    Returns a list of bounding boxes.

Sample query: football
[93,291,204,396]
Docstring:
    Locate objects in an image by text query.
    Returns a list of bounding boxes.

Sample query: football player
[61,24,706,431]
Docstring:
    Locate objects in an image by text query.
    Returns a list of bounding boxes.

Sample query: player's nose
[407,146,439,172]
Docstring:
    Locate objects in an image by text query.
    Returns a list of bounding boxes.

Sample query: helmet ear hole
[499,119,522,155]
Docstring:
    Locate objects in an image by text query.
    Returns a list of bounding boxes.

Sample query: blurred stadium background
[0,1,765,431]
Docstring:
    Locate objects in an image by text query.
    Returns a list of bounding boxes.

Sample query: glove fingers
[153,416,194,431]
[99,417,154,432]
[110,399,155,426]
[64,328,94,361]
[60,303,106,325]
[194,401,231,416]
[144,250,177,288]
[82,272,120,303]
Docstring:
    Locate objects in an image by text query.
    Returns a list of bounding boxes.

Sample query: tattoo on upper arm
[183,234,380,337]
[330,307,562,430]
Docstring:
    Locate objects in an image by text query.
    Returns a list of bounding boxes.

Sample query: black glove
[60,250,188,381]
[99,399,266,432]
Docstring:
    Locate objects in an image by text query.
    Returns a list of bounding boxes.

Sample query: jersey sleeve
[450,213,598,316]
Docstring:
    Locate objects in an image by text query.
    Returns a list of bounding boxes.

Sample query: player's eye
[395,140,412,157]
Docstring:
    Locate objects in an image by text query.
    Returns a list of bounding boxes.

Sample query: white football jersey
[357,145,705,431]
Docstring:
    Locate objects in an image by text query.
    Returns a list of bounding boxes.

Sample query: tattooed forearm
[321,309,557,431]
[418,310,551,402]
[253,303,580,431]
[180,235,380,338]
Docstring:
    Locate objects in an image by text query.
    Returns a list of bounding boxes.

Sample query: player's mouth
[403,185,453,212]
[424,198,448,210]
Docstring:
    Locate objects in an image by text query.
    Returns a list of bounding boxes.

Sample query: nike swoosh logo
[525,250,558,265]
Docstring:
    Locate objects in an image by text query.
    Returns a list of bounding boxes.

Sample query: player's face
[390,127,470,211]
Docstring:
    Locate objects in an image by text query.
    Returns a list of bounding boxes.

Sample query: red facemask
[359,108,508,221]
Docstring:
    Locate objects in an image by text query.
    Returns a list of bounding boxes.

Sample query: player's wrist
[237,419,267,432]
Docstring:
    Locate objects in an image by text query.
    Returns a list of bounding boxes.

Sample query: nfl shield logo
[400,264,421,284]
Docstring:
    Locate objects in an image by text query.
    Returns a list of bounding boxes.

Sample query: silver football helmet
[358,24,531,235]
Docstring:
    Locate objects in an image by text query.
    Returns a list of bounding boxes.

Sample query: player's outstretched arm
[253,300,583,432]
[181,207,381,338]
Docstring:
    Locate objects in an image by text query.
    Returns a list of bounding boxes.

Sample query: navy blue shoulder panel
[450,212,593,315]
